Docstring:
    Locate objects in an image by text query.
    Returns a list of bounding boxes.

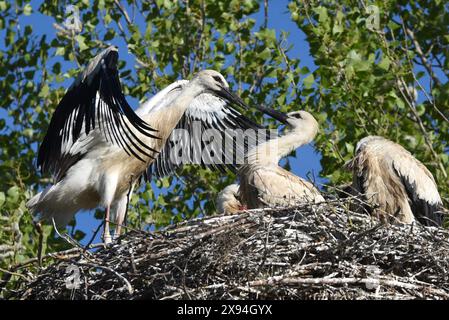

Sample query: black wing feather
[147,99,274,180]
[38,46,159,179]
[393,164,443,227]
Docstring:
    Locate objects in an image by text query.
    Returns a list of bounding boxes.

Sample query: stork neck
[167,82,203,116]
[143,83,204,142]
[247,129,312,166]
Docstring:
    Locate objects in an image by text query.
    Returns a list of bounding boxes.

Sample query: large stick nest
[6,197,449,300]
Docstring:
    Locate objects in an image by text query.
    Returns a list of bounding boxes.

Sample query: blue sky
[1,1,324,244]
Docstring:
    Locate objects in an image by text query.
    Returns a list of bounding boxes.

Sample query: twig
[77,262,133,295]
[113,0,132,26]
[247,276,449,298]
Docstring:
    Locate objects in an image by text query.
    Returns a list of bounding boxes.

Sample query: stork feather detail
[348,135,444,226]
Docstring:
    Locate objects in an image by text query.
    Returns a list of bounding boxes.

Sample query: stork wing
[147,92,273,179]
[37,46,158,179]
[240,166,324,209]
[135,80,189,117]
[390,148,443,226]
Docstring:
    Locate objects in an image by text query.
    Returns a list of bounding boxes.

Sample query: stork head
[216,184,245,215]
[355,135,383,153]
[190,70,300,125]
[284,111,319,141]
[193,69,230,89]
[191,70,244,105]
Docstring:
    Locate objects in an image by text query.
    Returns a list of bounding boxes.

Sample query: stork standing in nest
[217,110,324,212]
[28,46,287,243]
[347,135,445,227]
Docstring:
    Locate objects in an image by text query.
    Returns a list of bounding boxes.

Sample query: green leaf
[332,23,343,35]
[345,142,354,154]
[256,29,276,42]
[162,178,170,188]
[396,96,405,109]
[23,3,32,16]
[346,50,370,72]
[314,6,329,24]
[258,47,271,60]
[0,192,5,208]
[23,128,33,138]
[75,35,89,51]
[225,42,235,53]
[104,14,112,25]
[55,47,65,56]
[38,84,50,98]
[378,56,391,70]
[7,186,19,203]
[303,73,315,89]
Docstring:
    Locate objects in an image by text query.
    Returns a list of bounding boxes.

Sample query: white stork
[28,46,287,243]
[238,110,325,209]
[347,135,444,227]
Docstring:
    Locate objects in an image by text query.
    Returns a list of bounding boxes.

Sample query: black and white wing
[390,145,444,227]
[37,46,158,180]
[147,92,274,179]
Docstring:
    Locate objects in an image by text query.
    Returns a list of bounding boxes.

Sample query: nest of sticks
[5,196,449,300]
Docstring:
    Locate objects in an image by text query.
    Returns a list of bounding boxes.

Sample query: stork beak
[214,87,290,124]
[214,86,248,109]
[254,105,289,124]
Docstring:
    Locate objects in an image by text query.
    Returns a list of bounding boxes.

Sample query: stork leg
[113,200,126,240]
[34,221,44,267]
[113,182,134,240]
[103,205,112,244]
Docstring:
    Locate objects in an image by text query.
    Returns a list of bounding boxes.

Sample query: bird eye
[293,113,302,119]
[213,75,223,85]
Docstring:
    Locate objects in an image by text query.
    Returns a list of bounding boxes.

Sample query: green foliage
[0,0,448,294]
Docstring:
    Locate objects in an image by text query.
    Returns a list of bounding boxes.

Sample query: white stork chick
[216,184,246,215]
[28,46,286,243]
[347,136,444,227]
[238,110,325,209]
